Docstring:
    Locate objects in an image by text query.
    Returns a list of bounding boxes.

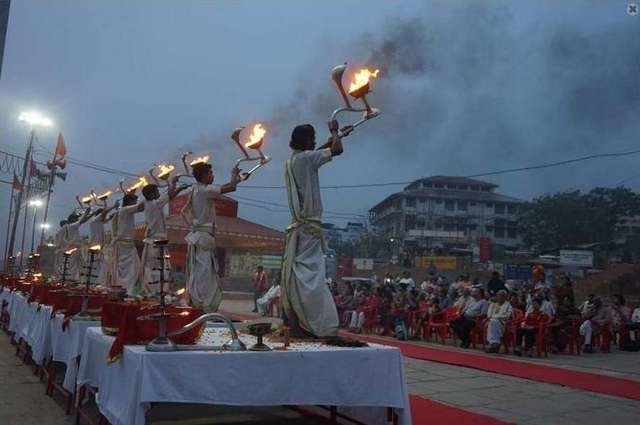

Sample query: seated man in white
[257,284,281,316]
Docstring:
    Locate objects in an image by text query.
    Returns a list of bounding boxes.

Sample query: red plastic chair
[469,315,487,349]
[266,296,280,317]
[499,309,524,354]
[424,306,460,344]
[534,314,553,357]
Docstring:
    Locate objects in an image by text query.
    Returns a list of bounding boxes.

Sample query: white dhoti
[487,319,506,345]
[67,248,84,283]
[185,230,222,313]
[282,221,339,337]
[140,237,171,295]
[86,252,104,285]
[112,239,140,295]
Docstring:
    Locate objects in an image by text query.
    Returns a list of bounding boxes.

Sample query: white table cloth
[50,318,101,392]
[79,327,411,425]
[29,305,54,364]
[7,291,27,333]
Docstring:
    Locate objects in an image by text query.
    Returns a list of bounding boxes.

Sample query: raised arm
[220,166,242,194]
[168,175,189,200]
[78,206,93,224]
[100,201,120,222]
[316,119,345,157]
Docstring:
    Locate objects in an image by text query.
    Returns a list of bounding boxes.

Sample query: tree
[518,187,640,251]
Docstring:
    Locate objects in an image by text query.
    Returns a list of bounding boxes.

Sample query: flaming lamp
[330,63,381,137]
[231,123,271,181]
[149,163,176,185]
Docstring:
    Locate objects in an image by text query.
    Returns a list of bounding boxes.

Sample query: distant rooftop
[405,176,498,191]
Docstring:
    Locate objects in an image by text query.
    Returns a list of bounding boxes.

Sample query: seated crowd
[331,271,640,356]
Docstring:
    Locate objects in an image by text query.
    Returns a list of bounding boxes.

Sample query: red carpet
[354,333,640,401]
[410,395,514,425]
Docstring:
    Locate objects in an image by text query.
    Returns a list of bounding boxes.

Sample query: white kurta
[282,148,339,337]
[486,301,513,345]
[257,285,281,315]
[183,182,223,312]
[112,204,140,295]
[140,194,170,295]
[64,220,85,282]
[54,228,68,280]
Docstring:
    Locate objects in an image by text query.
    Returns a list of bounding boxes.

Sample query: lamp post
[7,111,53,271]
[29,199,43,253]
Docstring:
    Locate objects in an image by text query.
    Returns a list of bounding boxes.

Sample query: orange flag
[55,132,67,158]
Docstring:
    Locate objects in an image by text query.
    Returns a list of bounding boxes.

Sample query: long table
[3,288,412,425]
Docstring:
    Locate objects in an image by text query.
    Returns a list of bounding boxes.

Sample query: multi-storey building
[369,176,524,254]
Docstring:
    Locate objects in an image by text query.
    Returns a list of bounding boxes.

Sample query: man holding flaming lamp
[181,156,242,312]
[139,171,188,295]
[281,64,381,338]
[87,195,119,285]
[62,207,92,282]
[111,184,145,295]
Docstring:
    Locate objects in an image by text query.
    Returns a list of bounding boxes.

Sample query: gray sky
[1,1,639,256]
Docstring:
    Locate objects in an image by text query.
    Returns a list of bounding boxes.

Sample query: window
[425,183,433,188]
[416,216,426,228]
[445,200,455,211]
[494,228,505,238]
[495,204,505,214]
[471,185,479,191]
[405,215,416,229]
[470,202,476,206]
[485,203,494,208]
[458,185,468,191]
[446,184,455,189]
[507,228,517,239]
[435,183,444,188]
[457,201,468,211]
[507,204,517,215]
[405,197,416,208]
[436,199,443,204]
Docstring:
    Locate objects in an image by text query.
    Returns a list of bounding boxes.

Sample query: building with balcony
[368,176,524,254]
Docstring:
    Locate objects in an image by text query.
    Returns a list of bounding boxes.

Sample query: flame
[64,248,78,255]
[348,68,380,94]
[97,190,112,200]
[81,195,93,203]
[246,123,266,149]
[127,176,148,192]
[174,288,186,296]
[157,164,175,179]
[189,155,210,166]
[179,311,190,316]
[89,244,102,252]
[33,273,42,278]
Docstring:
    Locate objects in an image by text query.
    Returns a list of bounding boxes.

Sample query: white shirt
[65,221,83,246]
[190,182,222,230]
[115,204,138,239]
[288,148,332,218]
[144,193,169,237]
[398,277,415,289]
[89,216,104,245]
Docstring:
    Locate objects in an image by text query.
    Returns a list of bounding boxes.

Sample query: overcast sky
[1,0,639,256]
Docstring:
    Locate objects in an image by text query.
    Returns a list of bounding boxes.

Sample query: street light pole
[7,129,34,269]
[30,206,37,253]
[6,111,53,271]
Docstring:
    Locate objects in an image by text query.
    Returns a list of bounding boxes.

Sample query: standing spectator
[487,272,506,298]
[486,290,513,353]
[252,265,268,313]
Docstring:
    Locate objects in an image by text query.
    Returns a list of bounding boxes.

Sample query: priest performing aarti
[181,155,241,312]
[86,193,118,285]
[140,167,187,295]
[63,205,92,282]
[181,124,270,312]
[111,179,146,295]
[281,64,380,338]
